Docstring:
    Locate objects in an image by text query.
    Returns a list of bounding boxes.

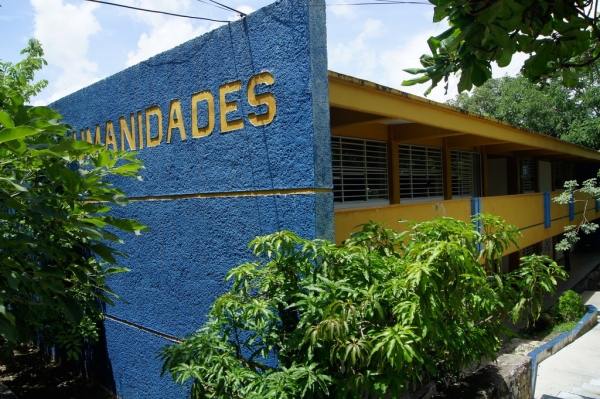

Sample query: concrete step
[590,380,600,387]
[557,392,588,398]
[582,383,600,394]
[570,387,600,398]
[557,392,585,399]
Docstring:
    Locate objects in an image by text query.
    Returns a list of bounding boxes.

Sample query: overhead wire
[328,0,431,5]
[84,0,431,25]
[207,0,247,17]
[84,0,230,22]
[197,0,232,13]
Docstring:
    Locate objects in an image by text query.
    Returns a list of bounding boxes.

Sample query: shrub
[0,41,147,358]
[558,290,585,322]
[160,215,567,398]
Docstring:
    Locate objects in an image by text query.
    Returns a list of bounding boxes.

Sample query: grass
[550,320,578,334]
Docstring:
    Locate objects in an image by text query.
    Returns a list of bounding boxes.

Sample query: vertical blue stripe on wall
[471,197,482,251]
[544,192,551,228]
[569,199,575,221]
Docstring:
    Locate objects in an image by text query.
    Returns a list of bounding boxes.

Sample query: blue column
[471,197,482,227]
[471,197,483,251]
[596,197,599,213]
[569,199,575,221]
[544,192,551,228]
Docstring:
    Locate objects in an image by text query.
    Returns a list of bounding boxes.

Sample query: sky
[1,0,525,105]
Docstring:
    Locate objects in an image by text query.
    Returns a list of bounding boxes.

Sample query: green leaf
[104,217,149,234]
[476,1,503,25]
[104,267,130,275]
[90,243,119,264]
[561,68,579,87]
[0,126,38,143]
[56,295,84,325]
[50,138,93,152]
[0,111,15,128]
[496,49,513,68]
[402,76,430,86]
[0,316,18,343]
[27,106,61,120]
[97,150,110,167]
[0,177,28,192]
[457,68,473,93]
[471,63,491,87]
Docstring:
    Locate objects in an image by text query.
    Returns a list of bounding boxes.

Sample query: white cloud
[328,0,358,20]
[229,5,255,20]
[122,0,222,67]
[31,0,101,103]
[329,18,383,78]
[125,20,213,66]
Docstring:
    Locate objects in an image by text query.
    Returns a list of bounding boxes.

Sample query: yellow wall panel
[334,199,471,244]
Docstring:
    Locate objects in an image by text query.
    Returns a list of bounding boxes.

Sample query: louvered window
[520,159,536,193]
[399,145,444,201]
[522,244,537,257]
[451,150,482,198]
[553,162,575,190]
[332,137,389,207]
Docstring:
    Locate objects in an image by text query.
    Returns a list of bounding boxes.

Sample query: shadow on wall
[85,322,117,394]
[36,318,116,395]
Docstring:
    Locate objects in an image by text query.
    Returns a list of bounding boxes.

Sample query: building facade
[329,72,600,270]
[50,0,600,397]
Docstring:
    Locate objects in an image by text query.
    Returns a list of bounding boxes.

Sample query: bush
[558,290,585,322]
[0,41,147,358]
[526,312,556,334]
[160,215,567,398]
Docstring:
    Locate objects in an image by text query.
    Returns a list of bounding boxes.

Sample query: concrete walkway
[533,247,600,399]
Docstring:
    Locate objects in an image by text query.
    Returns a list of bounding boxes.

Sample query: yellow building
[329,71,600,270]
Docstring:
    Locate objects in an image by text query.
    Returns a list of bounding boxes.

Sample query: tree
[160,216,566,398]
[554,178,600,250]
[447,70,600,150]
[0,39,48,102]
[403,0,600,94]
[0,43,147,359]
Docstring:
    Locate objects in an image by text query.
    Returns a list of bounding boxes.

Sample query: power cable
[84,0,229,22]
[327,1,431,5]
[207,0,247,17]
[84,0,431,25]
[197,0,232,13]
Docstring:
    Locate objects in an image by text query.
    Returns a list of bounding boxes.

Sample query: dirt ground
[0,345,113,399]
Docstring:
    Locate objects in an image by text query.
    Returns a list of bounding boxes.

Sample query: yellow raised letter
[145,105,163,148]
[137,111,144,149]
[191,91,215,138]
[94,125,102,145]
[80,129,89,143]
[105,121,118,151]
[219,80,244,133]
[167,99,187,143]
[120,114,136,150]
[247,72,276,126]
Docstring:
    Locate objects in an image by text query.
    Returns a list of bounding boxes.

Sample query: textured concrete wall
[51,0,331,397]
[435,354,533,399]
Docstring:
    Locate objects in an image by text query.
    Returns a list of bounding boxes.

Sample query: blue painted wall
[51,0,331,396]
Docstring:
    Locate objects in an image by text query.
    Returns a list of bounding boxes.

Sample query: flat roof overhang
[328,71,600,162]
